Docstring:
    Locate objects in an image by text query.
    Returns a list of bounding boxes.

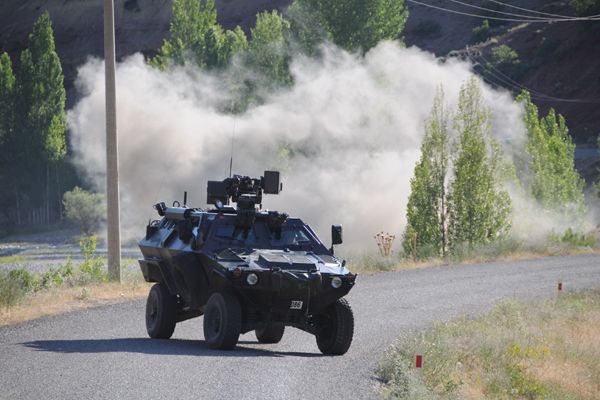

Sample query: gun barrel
[164,207,194,221]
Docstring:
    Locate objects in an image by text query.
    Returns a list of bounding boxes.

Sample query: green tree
[517,91,585,214]
[247,10,292,88]
[294,0,409,52]
[151,0,247,69]
[11,12,66,224]
[448,78,511,248]
[402,88,450,259]
[0,53,16,220]
[595,135,600,198]
[0,53,15,149]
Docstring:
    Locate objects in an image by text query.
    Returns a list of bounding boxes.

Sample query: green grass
[377,290,600,399]
[0,255,27,265]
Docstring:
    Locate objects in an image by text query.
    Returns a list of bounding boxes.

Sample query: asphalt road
[1,254,599,400]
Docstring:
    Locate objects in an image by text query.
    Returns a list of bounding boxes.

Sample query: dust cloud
[68,41,534,250]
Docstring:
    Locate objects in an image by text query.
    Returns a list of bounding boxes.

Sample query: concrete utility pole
[104,0,121,282]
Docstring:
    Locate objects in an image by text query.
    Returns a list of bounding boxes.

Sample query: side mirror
[331,225,343,245]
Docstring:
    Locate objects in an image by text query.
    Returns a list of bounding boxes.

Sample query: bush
[37,261,74,289]
[63,187,105,235]
[491,44,519,66]
[471,20,491,44]
[550,228,596,247]
[0,270,29,309]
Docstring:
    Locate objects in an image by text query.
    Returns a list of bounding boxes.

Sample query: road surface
[1,254,599,399]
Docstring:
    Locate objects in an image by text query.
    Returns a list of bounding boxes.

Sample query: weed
[77,236,107,283]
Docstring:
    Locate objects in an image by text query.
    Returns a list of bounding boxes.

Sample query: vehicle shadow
[21,338,323,358]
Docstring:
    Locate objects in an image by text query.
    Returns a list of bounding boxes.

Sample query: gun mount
[207,170,282,209]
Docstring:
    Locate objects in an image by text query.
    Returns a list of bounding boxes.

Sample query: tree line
[150,0,409,111]
[403,81,588,259]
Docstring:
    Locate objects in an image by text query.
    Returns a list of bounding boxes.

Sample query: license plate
[290,300,303,310]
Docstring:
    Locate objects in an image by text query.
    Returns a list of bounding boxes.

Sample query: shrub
[491,44,519,66]
[63,187,105,235]
[471,20,491,43]
[550,228,596,247]
[76,236,107,283]
[0,270,28,310]
[38,260,74,289]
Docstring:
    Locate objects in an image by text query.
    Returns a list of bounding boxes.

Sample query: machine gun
[207,171,282,210]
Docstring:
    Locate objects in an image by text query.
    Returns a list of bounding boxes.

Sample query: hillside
[0,0,598,152]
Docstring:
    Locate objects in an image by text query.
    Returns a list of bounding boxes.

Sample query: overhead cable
[405,0,600,22]
[485,0,600,19]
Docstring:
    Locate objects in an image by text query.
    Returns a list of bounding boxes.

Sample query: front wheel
[315,298,354,355]
[146,283,177,339]
[255,324,285,344]
[203,291,242,350]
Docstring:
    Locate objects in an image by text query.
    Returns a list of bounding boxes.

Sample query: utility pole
[104,0,121,282]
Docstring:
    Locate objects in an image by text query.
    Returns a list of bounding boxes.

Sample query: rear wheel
[146,283,177,339]
[203,291,242,350]
[315,298,354,355]
[255,324,285,344]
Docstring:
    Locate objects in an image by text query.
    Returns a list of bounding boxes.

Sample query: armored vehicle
[138,171,356,355]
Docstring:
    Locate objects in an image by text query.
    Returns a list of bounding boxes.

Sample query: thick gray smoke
[68,42,530,249]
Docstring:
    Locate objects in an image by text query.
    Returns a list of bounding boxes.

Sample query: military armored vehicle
[138,171,356,355]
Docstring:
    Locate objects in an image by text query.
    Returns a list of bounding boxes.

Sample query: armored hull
[138,172,356,354]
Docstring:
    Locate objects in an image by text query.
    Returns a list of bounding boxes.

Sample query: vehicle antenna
[229,117,236,178]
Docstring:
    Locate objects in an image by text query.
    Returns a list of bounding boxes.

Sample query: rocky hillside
[1,0,598,151]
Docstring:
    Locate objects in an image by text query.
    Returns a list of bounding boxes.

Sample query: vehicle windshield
[210,218,326,252]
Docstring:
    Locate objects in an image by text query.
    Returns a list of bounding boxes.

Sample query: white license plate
[290,300,303,310]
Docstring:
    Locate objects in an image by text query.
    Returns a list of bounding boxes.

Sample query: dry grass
[347,246,600,275]
[378,290,600,400]
[0,281,151,327]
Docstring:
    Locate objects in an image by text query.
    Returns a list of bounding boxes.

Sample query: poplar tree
[0,53,15,149]
[517,91,585,214]
[15,12,66,223]
[448,78,511,248]
[247,10,292,88]
[0,53,16,212]
[402,88,450,258]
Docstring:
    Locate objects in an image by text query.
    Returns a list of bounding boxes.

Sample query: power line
[485,0,600,19]
[443,0,558,20]
[466,49,600,104]
[405,0,600,22]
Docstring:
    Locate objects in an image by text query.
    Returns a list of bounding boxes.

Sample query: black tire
[146,283,177,339]
[203,291,242,350]
[255,324,285,344]
[315,298,354,355]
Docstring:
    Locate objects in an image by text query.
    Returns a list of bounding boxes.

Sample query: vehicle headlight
[331,276,342,289]
[246,273,259,286]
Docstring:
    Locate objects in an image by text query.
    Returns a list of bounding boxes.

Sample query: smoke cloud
[68,42,534,250]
